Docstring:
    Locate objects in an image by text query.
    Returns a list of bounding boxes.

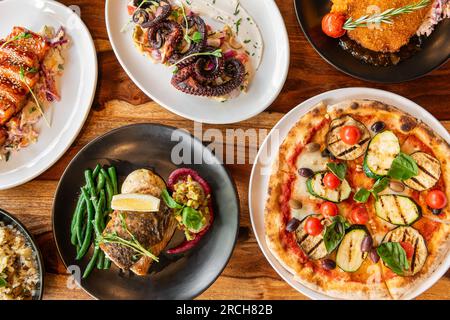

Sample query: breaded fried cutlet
[331,0,432,52]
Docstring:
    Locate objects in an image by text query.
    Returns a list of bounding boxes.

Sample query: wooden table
[1,0,449,300]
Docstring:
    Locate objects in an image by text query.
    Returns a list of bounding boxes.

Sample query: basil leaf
[161,189,183,209]
[327,163,347,181]
[372,177,390,194]
[388,153,418,180]
[354,188,371,203]
[182,207,205,232]
[0,277,7,287]
[323,216,349,253]
[377,242,409,275]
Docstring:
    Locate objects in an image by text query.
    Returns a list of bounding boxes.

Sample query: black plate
[53,124,240,300]
[294,0,450,83]
[0,208,44,300]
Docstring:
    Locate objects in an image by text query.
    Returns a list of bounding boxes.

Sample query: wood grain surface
[0,0,449,300]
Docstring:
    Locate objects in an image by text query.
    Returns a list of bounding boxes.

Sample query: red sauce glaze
[413,218,440,242]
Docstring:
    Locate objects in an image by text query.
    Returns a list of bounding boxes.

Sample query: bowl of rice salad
[0,209,43,300]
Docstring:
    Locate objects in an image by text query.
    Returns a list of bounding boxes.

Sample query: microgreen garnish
[170,48,222,67]
[343,0,430,31]
[19,67,50,127]
[0,32,31,49]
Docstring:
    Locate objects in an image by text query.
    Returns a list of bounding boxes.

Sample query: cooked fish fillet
[0,27,49,126]
[332,0,432,52]
[100,169,177,276]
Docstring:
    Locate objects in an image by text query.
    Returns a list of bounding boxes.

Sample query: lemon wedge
[111,194,160,212]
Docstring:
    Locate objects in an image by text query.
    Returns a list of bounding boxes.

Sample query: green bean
[84,169,97,200]
[96,173,106,195]
[70,195,84,246]
[75,195,87,247]
[108,167,118,195]
[94,190,106,237]
[92,164,102,179]
[103,257,111,270]
[82,246,100,279]
[96,251,105,269]
[76,188,95,260]
[101,168,114,211]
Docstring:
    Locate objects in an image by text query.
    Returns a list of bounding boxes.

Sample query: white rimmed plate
[105,0,289,124]
[249,87,450,300]
[0,0,97,190]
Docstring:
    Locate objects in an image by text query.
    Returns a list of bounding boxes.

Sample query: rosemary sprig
[170,48,222,68]
[0,32,31,49]
[343,0,430,30]
[19,67,50,128]
[98,212,159,262]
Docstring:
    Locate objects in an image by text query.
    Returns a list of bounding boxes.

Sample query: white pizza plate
[249,87,450,300]
[105,0,289,124]
[0,0,97,190]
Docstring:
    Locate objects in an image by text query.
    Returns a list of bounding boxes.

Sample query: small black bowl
[52,123,240,300]
[294,0,450,83]
[0,209,44,300]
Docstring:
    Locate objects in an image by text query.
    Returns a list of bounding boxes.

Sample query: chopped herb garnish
[0,32,31,49]
[244,39,251,44]
[235,18,242,35]
[234,1,241,16]
[19,67,50,127]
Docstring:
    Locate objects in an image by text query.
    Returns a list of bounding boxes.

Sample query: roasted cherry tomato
[304,217,324,236]
[426,190,447,209]
[400,241,414,259]
[320,202,339,218]
[340,125,361,145]
[323,172,341,189]
[321,13,347,38]
[351,205,369,225]
[127,5,136,15]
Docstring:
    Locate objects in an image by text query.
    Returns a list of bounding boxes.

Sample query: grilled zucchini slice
[336,226,368,272]
[363,131,400,179]
[295,215,328,260]
[382,226,427,276]
[326,115,371,160]
[404,152,441,191]
[306,172,352,203]
[375,195,421,226]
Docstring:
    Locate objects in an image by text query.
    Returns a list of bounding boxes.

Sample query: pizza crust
[264,99,450,300]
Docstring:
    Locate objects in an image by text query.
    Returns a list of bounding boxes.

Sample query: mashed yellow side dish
[0,222,39,300]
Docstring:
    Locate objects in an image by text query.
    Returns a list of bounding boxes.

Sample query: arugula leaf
[377,242,409,275]
[372,177,390,194]
[388,153,418,180]
[0,277,7,287]
[323,216,350,253]
[354,188,371,203]
[161,189,183,209]
[327,163,347,181]
[182,207,205,232]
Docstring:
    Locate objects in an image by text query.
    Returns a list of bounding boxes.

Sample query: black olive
[298,168,314,178]
[322,259,336,270]
[286,218,301,233]
[369,248,380,263]
[321,148,336,160]
[361,235,373,253]
[371,121,386,133]
[432,208,443,215]
[132,9,150,25]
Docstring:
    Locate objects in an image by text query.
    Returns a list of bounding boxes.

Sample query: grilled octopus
[133,1,246,97]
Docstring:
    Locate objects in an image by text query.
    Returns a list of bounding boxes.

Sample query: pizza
[265,99,450,300]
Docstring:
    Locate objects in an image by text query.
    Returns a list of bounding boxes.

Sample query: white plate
[105,0,289,124]
[0,0,97,190]
[249,88,450,300]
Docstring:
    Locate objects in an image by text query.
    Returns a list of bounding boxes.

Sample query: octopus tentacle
[169,16,207,67]
[194,47,224,82]
[171,58,245,97]
[148,21,182,61]
[138,0,172,29]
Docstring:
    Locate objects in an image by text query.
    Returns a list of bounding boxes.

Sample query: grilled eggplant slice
[295,215,328,260]
[404,152,441,191]
[306,171,351,203]
[363,130,400,178]
[326,115,371,160]
[382,226,427,276]
[375,195,421,226]
[336,226,368,272]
